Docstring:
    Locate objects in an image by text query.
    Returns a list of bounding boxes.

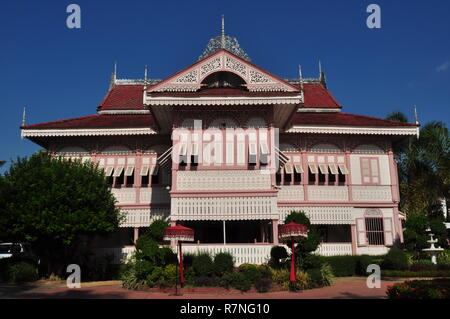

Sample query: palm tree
[388,113,450,217]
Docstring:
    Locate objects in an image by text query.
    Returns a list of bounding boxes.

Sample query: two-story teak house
[20,25,418,265]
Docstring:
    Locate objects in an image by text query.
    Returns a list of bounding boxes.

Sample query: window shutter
[140,165,149,176]
[113,166,124,177]
[124,166,134,176]
[356,218,367,246]
[383,218,394,246]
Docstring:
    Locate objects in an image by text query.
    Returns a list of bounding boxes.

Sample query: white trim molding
[286,125,418,136]
[297,108,342,113]
[145,95,302,106]
[21,127,156,138]
[98,110,150,115]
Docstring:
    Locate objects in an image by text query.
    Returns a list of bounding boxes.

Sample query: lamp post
[163,225,194,295]
[278,222,308,288]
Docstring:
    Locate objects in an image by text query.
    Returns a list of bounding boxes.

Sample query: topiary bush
[214,252,234,275]
[382,248,408,270]
[192,253,215,277]
[8,262,38,283]
[269,246,288,268]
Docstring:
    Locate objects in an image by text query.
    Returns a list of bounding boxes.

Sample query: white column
[223,220,226,245]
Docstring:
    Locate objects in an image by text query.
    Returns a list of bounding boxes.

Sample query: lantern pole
[175,241,179,295]
[290,239,296,283]
[179,240,184,288]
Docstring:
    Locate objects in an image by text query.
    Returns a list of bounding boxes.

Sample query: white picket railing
[179,244,273,266]
[94,242,353,264]
[314,243,353,256]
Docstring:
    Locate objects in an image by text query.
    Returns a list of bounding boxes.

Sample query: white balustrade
[314,243,353,256]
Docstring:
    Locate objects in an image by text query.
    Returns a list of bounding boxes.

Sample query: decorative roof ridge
[285,78,321,84]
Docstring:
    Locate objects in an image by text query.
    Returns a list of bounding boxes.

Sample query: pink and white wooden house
[20,25,418,265]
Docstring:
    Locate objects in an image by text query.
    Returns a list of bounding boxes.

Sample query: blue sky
[1,0,449,173]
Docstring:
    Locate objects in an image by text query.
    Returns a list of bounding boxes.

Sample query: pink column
[350,225,357,255]
[272,220,279,244]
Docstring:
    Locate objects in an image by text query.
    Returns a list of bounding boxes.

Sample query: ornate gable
[148,49,299,93]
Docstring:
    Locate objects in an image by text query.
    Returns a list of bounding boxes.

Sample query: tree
[284,211,321,268]
[0,152,123,276]
[386,112,449,218]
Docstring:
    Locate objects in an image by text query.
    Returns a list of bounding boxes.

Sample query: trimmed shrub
[214,252,234,275]
[220,272,251,291]
[255,278,272,293]
[183,253,195,270]
[382,248,408,270]
[147,219,170,242]
[238,264,262,283]
[194,276,220,287]
[230,272,252,292]
[301,253,323,270]
[269,246,289,268]
[192,253,214,276]
[258,265,272,279]
[410,259,436,271]
[355,255,383,275]
[320,255,356,277]
[8,262,38,283]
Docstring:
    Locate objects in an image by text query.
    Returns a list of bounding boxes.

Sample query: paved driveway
[0,277,402,299]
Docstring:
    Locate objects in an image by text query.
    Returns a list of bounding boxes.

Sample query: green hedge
[318,255,384,277]
[382,270,450,278]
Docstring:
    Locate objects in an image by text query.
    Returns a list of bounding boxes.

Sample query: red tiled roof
[98,85,146,111]
[301,83,341,108]
[98,82,339,110]
[21,114,155,130]
[289,112,418,127]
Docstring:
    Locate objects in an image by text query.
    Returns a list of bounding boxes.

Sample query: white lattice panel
[171,196,278,220]
[277,186,305,201]
[111,188,136,204]
[176,170,271,191]
[307,186,349,201]
[352,186,392,201]
[120,208,170,227]
[278,206,355,224]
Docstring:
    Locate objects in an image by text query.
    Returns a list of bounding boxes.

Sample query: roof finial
[21,107,26,126]
[221,15,226,49]
[109,61,117,90]
[298,64,304,90]
[143,65,148,89]
[319,60,327,89]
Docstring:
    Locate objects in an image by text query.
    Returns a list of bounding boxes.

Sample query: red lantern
[163,225,194,294]
[278,222,308,284]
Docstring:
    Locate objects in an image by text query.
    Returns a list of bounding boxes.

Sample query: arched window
[353,144,384,154]
[201,71,247,90]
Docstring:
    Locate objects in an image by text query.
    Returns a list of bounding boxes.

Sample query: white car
[0,243,38,265]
